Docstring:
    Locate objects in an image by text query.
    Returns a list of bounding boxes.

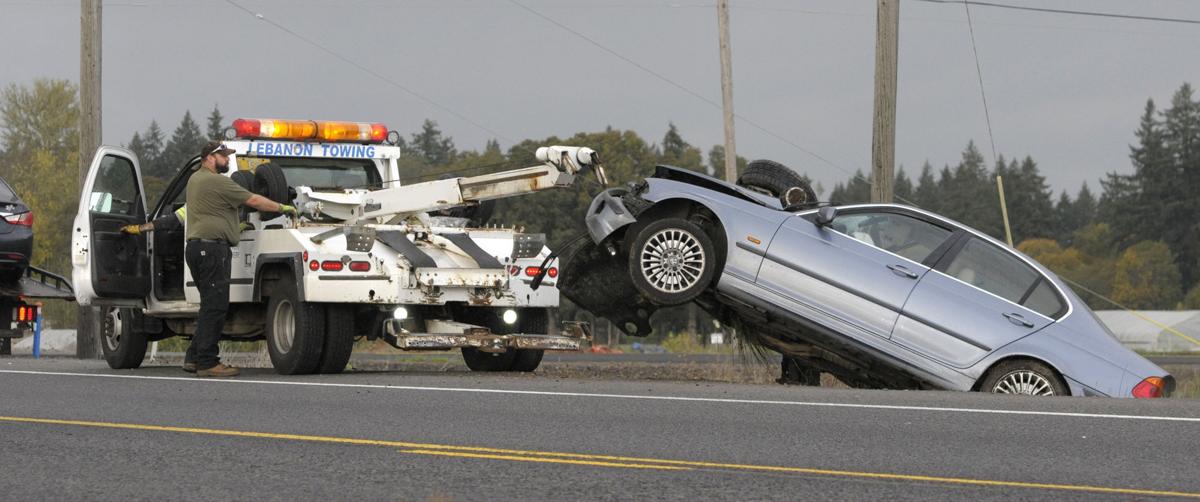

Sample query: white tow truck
[71,117,604,374]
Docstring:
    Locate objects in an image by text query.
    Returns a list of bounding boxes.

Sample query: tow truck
[0,268,74,356]
[71,117,605,374]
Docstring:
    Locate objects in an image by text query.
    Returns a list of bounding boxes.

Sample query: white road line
[2,369,1197,423]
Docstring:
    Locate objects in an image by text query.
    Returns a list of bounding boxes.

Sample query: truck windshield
[239,157,381,191]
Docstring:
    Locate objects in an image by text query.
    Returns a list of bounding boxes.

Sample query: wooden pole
[870,0,899,203]
[996,175,1014,247]
[77,0,102,359]
[717,0,737,182]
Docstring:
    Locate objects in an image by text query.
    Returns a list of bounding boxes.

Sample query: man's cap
[200,140,235,158]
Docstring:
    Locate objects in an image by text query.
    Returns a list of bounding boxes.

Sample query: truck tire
[510,308,549,372]
[737,159,817,208]
[265,277,325,375]
[461,347,517,372]
[627,217,716,306]
[318,304,355,374]
[253,163,289,220]
[100,307,148,369]
[231,170,255,191]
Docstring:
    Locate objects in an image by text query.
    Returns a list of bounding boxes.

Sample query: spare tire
[737,159,817,208]
[253,164,289,220]
[230,170,254,191]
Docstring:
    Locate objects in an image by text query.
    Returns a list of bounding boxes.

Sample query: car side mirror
[815,206,838,227]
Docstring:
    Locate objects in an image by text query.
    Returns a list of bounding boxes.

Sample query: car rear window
[944,238,1039,305]
[0,178,16,201]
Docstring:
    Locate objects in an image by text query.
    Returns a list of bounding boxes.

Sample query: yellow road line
[398,450,691,470]
[2,415,1197,498]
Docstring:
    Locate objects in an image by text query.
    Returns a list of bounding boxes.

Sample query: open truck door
[71,146,150,307]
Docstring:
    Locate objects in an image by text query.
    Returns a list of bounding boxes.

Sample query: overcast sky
[3,0,1199,197]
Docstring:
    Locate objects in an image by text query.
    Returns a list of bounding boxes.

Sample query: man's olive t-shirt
[185,168,252,244]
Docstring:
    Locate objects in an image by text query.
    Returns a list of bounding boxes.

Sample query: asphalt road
[2,358,1200,501]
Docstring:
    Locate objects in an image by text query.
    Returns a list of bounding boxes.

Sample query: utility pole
[717,0,737,182]
[78,0,102,359]
[870,0,899,203]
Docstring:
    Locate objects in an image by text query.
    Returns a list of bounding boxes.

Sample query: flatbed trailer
[0,266,74,355]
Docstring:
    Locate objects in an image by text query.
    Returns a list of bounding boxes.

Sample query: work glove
[120,224,142,235]
[239,222,251,232]
[278,204,297,215]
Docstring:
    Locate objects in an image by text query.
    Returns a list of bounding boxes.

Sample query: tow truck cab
[71,118,582,374]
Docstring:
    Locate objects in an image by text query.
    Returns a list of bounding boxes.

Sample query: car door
[894,235,1065,368]
[757,208,954,339]
[71,146,150,306]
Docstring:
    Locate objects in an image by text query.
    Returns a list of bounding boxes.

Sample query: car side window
[1022,279,1065,319]
[943,238,1056,314]
[831,212,952,263]
[90,155,140,216]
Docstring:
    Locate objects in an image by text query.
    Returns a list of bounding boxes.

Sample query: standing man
[186,140,296,377]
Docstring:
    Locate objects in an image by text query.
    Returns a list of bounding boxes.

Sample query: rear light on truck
[547,267,558,278]
[321,261,344,272]
[309,260,320,271]
[232,118,388,144]
[14,304,37,322]
[1132,377,1167,398]
[524,267,541,277]
[348,261,370,272]
[3,211,33,227]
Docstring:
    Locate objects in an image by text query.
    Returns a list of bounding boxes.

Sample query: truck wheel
[510,308,548,372]
[461,347,517,372]
[737,159,817,208]
[318,304,355,374]
[265,278,325,375]
[100,307,148,369]
[627,218,716,306]
[253,163,290,220]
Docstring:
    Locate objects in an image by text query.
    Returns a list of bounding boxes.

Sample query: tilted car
[562,161,1173,398]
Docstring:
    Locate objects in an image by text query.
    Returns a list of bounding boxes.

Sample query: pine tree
[126,131,146,163]
[656,123,703,173]
[893,165,914,204]
[157,111,204,178]
[1160,84,1200,287]
[205,104,224,140]
[913,161,939,212]
[999,155,1054,242]
[707,144,747,178]
[407,119,457,167]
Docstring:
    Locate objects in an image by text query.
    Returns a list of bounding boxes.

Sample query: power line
[961,0,998,166]
[914,0,1200,26]
[223,0,515,145]
[508,0,922,207]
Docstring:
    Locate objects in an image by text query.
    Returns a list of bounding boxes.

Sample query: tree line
[2,77,1197,330]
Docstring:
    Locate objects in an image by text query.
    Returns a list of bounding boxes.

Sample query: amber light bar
[232,118,387,144]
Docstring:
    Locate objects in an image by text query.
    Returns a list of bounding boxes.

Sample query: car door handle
[1003,312,1035,328]
[887,264,918,279]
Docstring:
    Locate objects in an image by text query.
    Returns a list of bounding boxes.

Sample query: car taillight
[547,267,558,278]
[348,261,370,272]
[321,261,344,272]
[1132,377,1166,398]
[524,266,541,277]
[3,211,33,227]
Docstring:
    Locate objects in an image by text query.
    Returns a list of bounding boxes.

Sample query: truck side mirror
[815,206,838,227]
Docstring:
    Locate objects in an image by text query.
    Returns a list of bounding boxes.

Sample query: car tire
[627,217,716,306]
[979,360,1068,397]
[253,163,289,220]
[461,347,517,372]
[737,159,817,208]
[100,307,148,369]
[265,277,325,375]
[317,304,356,374]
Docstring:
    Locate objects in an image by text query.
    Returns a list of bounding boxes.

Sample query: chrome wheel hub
[272,300,296,354]
[102,308,122,352]
[640,228,706,294]
[991,370,1056,396]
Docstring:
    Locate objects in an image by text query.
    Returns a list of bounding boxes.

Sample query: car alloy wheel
[990,370,1057,396]
[639,228,706,294]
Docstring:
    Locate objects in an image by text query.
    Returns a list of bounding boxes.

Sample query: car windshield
[236,157,380,191]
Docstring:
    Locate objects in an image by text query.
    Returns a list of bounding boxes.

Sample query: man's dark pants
[184,240,231,370]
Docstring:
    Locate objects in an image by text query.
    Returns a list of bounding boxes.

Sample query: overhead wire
[913,0,1200,26]
[961,0,998,166]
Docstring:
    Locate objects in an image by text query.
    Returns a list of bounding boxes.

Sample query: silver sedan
[562,162,1173,398]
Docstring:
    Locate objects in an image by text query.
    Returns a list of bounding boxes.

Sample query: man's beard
[216,162,230,174]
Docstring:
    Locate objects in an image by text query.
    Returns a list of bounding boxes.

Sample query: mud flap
[558,240,657,337]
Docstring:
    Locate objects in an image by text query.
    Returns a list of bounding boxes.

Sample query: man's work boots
[182,362,197,373]
[196,363,240,378]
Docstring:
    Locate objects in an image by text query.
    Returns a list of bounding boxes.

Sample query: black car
[0,177,33,284]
